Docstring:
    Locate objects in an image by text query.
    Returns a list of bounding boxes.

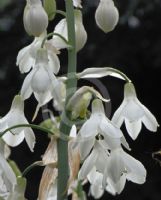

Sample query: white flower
[0,95,35,151]
[80,99,122,139]
[16,32,60,74]
[95,0,119,33]
[23,0,48,37]
[0,141,17,199]
[73,0,82,8]
[112,82,159,140]
[103,148,147,194]
[21,48,61,107]
[50,10,87,52]
[77,99,126,159]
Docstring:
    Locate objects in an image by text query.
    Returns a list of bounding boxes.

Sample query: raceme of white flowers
[0,0,159,200]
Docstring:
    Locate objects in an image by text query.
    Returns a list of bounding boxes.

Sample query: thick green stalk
[57,1,77,200]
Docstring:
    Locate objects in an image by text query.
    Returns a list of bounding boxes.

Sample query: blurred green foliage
[0,0,11,11]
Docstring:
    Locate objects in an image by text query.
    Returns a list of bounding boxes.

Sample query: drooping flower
[21,48,61,107]
[112,82,159,140]
[79,99,122,139]
[103,148,147,194]
[50,10,87,52]
[95,0,119,33]
[16,32,60,74]
[0,95,35,151]
[23,0,48,37]
[76,99,126,160]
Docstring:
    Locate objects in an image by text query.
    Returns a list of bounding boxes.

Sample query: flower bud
[23,0,48,37]
[95,0,119,33]
[43,0,56,21]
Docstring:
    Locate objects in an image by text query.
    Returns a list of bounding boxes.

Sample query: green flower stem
[55,10,66,17]
[57,0,77,200]
[0,124,69,141]
[21,161,43,177]
[41,32,70,48]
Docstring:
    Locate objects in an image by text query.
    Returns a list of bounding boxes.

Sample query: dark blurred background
[0,0,161,199]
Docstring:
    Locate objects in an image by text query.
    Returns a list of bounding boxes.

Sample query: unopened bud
[95,0,119,33]
[43,0,56,21]
[23,0,48,37]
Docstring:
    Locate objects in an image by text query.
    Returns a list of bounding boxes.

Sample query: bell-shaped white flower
[50,10,87,52]
[0,95,35,151]
[80,99,122,139]
[23,0,48,37]
[103,148,147,194]
[95,0,119,33]
[21,48,61,107]
[112,82,159,140]
[16,32,60,74]
[75,98,130,160]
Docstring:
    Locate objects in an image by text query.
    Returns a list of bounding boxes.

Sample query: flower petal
[48,52,60,75]
[24,127,36,152]
[79,115,99,138]
[112,101,126,127]
[125,119,142,140]
[90,183,104,199]
[2,131,25,147]
[106,175,126,195]
[21,70,34,100]
[107,149,125,183]
[79,136,95,160]
[141,105,159,132]
[121,150,146,184]
[122,100,144,122]
[78,150,98,180]
[100,117,123,138]
[34,90,52,106]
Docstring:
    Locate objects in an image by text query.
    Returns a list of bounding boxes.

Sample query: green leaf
[43,0,57,21]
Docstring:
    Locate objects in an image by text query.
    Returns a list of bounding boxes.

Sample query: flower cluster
[0,0,159,199]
